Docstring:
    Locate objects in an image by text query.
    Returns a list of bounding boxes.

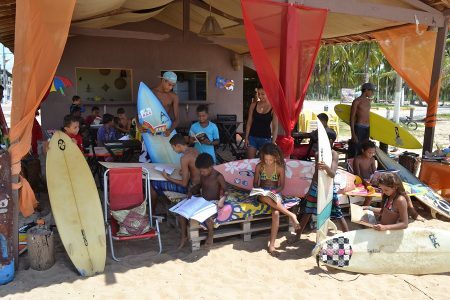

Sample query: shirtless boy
[151,133,200,214]
[153,71,180,137]
[353,140,376,206]
[350,82,375,157]
[178,153,227,249]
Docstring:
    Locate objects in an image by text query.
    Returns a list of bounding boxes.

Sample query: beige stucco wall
[41,19,243,130]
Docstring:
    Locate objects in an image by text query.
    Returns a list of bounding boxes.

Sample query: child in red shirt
[63,114,83,151]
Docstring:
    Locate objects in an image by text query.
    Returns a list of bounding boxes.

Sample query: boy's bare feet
[205,234,214,248]
[268,246,280,257]
[177,237,188,250]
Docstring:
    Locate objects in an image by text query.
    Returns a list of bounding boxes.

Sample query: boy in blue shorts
[189,105,220,164]
[296,131,349,240]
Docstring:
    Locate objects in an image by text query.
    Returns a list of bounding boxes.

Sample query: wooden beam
[71,3,169,24]
[183,0,190,41]
[400,0,443,15]
[191,0,243,25]
[69,26,170,41]
[422,16,449,154]
[269,0,446,27]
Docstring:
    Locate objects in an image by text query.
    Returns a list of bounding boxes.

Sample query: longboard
[375,147,450,219]
[314,227,450,274]
[316,120,335,242]
[137,82,180,166]
[334,104,422,149]
[46,131,106,276]
[0,151,14,284]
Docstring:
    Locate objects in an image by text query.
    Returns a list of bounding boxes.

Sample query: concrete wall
[41,19,243,130]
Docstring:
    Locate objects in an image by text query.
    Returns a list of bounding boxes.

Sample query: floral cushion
[111,200,150,236]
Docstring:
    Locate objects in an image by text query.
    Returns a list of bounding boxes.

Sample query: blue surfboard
[137,82,180,166]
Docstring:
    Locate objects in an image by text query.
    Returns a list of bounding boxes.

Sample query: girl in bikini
[253,143,300,255]
[364,172,409,231]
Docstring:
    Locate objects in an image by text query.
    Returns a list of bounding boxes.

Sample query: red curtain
[9,0,75,216]
[373,25,438,127]
[241,0,327,155]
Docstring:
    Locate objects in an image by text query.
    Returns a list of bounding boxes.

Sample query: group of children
[63,91,414,254]
[62,95,135,150]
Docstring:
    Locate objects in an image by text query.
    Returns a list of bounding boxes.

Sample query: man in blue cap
[153,71,180,137]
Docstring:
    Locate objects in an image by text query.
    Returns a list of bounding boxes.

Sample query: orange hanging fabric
[9,0,75,216]
[373,25,438,127]
[241,0,327,156]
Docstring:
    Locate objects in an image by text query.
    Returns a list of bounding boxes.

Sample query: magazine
[249,188,280,202]
[169,196,217,223]
[350,204,377,228]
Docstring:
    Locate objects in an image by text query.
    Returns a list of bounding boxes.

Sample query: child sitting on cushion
[178,153,227,250]
[353,140,377,206]
[253,143,300,255]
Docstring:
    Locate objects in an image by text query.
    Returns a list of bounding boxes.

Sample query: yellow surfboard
[46,131,106,276]
[334,104,422,149]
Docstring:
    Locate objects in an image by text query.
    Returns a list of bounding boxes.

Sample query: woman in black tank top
[244,86,278,158]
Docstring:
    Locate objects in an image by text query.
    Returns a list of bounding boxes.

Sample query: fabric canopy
[373,25,438,127]
[9,0,75,216]
[241,0,327,155]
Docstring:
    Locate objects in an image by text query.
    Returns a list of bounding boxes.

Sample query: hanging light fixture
[199,0,224,36]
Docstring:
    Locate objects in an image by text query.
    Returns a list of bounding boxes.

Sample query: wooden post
[422,17,449,154]
[183,0,190,42]
[27,221,55,271]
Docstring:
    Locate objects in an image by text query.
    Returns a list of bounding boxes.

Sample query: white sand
[2,212,450,300]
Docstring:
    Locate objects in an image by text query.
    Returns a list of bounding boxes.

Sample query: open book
[190,131,208,144]
[154,165,175,175]
[350,204,377,228]
[249,188,280,202]
[169,196,217,223]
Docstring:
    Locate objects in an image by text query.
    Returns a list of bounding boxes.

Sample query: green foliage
[307,39,449,103]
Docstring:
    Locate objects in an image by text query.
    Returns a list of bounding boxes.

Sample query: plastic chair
[103,167,162,261]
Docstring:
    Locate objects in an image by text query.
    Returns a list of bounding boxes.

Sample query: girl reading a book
[364,172,408,231]
[253,143,300,255]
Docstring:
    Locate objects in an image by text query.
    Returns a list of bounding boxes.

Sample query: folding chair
[103,167,162,261]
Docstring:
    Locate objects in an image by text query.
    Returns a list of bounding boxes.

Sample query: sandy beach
[2,207,450,300]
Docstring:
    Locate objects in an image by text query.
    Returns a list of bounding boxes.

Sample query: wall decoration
[215,75,234,91]
[49,75,73,95]
[76,68,133,103]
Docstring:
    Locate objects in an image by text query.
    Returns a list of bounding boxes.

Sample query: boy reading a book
[177,153,227,249]
[296,132,349,240]
[151,133,201,214]
[189,105,220,164]
[253,143,300,255]
[353,140,376,206]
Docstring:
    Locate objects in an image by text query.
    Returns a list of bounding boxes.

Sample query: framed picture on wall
[161,70,207,102]
[76,68,133,103]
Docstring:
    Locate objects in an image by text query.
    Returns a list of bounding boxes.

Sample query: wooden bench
[188,214,295,251]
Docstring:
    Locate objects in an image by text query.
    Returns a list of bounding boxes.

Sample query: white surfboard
[314,227,450,274]
[46,131,106,276]
[316,120,334,242]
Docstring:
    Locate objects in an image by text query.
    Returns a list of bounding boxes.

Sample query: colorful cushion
[163,191,188,203]
[215,186,300,225]
[111,200,150,236]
